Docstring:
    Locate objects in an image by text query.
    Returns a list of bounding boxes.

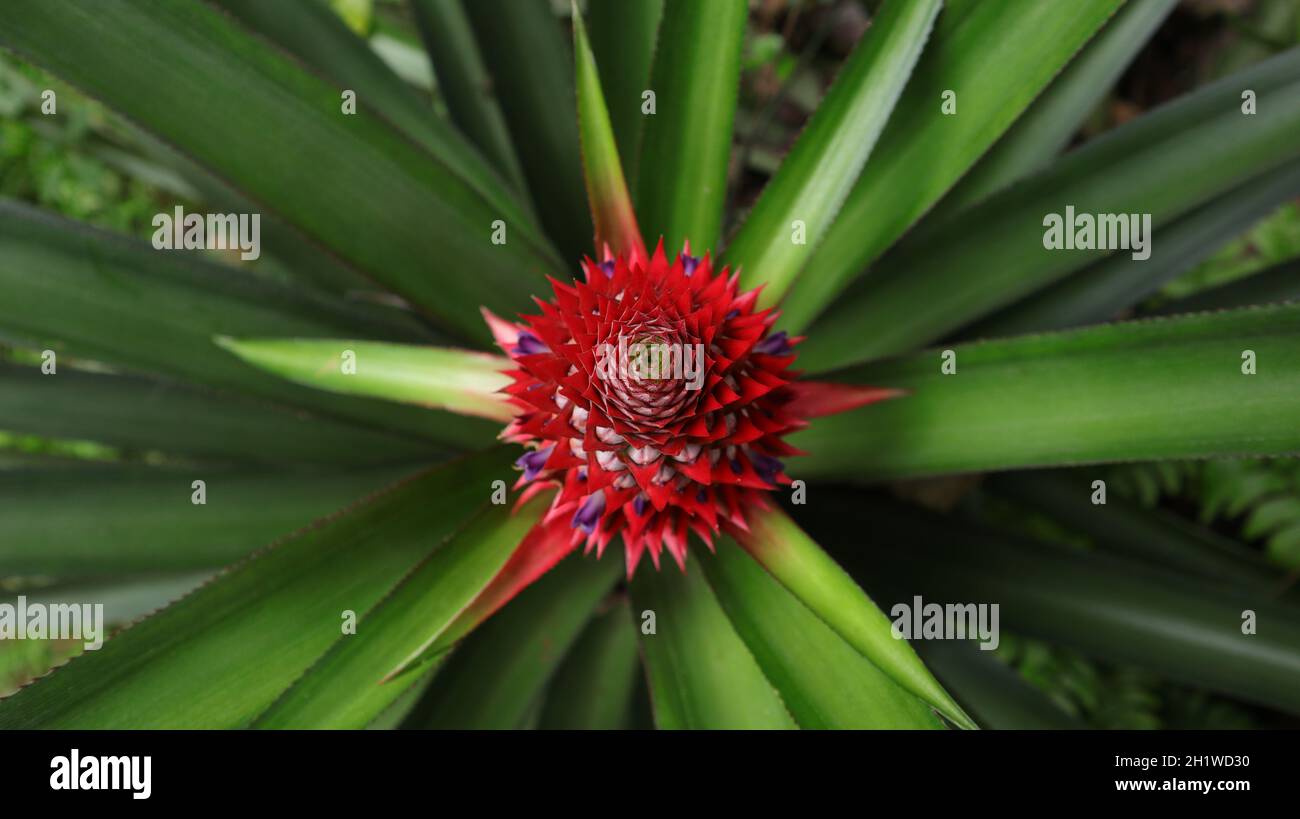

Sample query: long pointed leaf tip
[572,0,647,263]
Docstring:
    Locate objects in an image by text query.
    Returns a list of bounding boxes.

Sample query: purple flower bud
[598,260,616,278]
[512,330,549,356]
[754,331,792,356]
[572,490,606,534]
[514,445,554,481]
[751,453,784,485]
[679,253,700,276]
[633,494,648,516]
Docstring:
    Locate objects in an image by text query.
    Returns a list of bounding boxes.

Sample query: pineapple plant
[1,0,1299,730]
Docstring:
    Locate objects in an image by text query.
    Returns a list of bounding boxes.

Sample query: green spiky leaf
[572,3,646,259]
[779,0,1125,331]
[795,305,1300,480]
[215,338,513,423]
[0,0,562,344]
[252,496,552,728]
[802,47,1300,370]
[630,563,797,729]
[734,506,973,728]
[726,0,941,306]
[0,451,514,728]
[635,0,746,252]
[400,554,622,729]
[700,538,945,729]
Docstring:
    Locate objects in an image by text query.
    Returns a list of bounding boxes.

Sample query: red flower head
[484,239,885,576]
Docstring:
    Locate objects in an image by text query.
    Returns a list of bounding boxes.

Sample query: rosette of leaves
[1,0,1299,730]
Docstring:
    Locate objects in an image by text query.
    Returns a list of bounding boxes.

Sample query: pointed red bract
[781,381,905,418]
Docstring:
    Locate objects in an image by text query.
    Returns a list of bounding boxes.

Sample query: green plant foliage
[725,0,942,305]
[0,451,512,728]
[635,0,746,253]
[1106,458,1300,569]
[2,0,1299,732]
[796,305,1300,480]
[997,635,1257,730]
[0,57,179,238]
[1160,202,1300,298]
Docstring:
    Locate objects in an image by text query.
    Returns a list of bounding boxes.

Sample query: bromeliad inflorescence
[485,239,897,575]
